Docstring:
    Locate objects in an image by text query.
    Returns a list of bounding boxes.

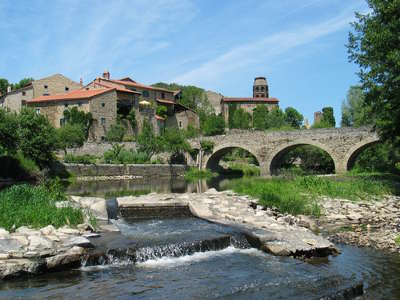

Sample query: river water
[1,177,400,299]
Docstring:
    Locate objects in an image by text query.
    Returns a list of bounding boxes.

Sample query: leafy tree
[106,123,126,142]
[253,105,269,130]
[156,105,168,118]
[63,107,93,137]
[353,142,400,173]
[202,113,225,136]
[184,124,200,138]
[321,107,335,127]
[0,109,18,155]
[159,128,191,163]
[347,1,400,142]
[266,108,286,129]
[12,78,34,90]
[17,107,58,168]
[341,86,372,127]
[57,124,86,154]
[284,107,304,129]
[231,108,251,129]
[0,78,9,96]
[137,120,162,157]
[228,104,237,128]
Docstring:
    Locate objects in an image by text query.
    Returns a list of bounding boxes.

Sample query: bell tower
[253,77,269,98]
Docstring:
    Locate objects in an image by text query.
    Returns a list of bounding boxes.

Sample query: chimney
[79,77,83,86]
[7,86,11,93]
[102,70,110,80]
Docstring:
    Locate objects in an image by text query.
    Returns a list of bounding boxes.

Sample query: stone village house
[0,74,82,112]
[26,71,199,141]
[221,77,280,126]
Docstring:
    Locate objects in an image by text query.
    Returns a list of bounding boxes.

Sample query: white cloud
[171,4,358,86]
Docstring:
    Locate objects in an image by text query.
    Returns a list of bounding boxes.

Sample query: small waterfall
[106,198,119,220]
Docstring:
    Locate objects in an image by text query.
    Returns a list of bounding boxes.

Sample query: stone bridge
[189,127,379,176]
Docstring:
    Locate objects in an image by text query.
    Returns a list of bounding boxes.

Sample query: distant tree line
[0,77,34,95]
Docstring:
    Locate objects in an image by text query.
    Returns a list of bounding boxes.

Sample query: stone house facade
[221,76,279,126]
[0,74,82,112]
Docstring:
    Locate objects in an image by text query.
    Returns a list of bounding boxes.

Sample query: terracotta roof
[155,115,165,121]
[110,79,172,93]
[222,97,279,103]
[92,81,141,95]
[27,88,114,103]
[156,98,175,105]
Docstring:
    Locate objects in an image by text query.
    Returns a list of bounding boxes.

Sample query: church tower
[253,77,269,98]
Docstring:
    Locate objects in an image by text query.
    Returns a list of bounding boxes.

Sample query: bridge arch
[266,140,338,175]
[203,143,262,173]
[344,137,380,171]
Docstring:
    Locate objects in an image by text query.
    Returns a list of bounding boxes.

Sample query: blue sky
[0,0,368,124]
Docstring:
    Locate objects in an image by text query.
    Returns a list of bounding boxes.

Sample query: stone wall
[63,163,187,178]
[32,74,81,98]
[63,142,137,157]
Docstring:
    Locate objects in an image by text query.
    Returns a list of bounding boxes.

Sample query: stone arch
[344,137,380,171]
[203,144,262,172]
[266,140,338,175]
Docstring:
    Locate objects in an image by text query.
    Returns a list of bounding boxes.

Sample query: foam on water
[137,246,263,268]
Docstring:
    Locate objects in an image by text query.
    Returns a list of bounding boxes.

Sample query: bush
[57,123,86,153]
[0,109,18,155]
[185,167,215,181]
[228,163,260,177]
[156,105,168,118]
[106,123,126,142]
[200,140,214,154]
[103,144,150,164]
[0,183,83,231]
[64,154,97,164]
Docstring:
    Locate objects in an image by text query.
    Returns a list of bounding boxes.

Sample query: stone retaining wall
[62,142,137,157]
[63,163,187,178]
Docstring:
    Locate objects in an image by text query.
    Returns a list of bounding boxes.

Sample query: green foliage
[14,151,39,174]
[185,168,215,181]
[322,107,336,127]
[201,113,225,136]
[137,120,162,157]
[266,108,286,129]
[106,122,126,142]
[231,108,252,129]
[0,78,9,96]
[18,107,58,168]
[64,154,97,164]
[63,107,93,138]
[0,109,18,155]
[159,128,191,162]
[227,162,260,177]
[184,124,200,138]
[103,144,150,164]
[341,86,371,127]
[228,104,237,128]
[200,140,214,154]
[156,105,168,118]
[0,183,83,231]
[12,78,34,90]
[347,0,400,143]
[395,236,400,246]
[284,107,304,129]
[0,153,39,180]
[126,108,137,130]
[57,123,86,153]
[253,105,269,130]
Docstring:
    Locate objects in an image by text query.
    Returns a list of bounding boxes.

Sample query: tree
[266,108,286,129]
[0,109,18,155]
[231,108,251,129]
[156,105,168,118]
[202,113,225,136]
[63,107,93,137]
[17,107,58,168]
[284,107,303,129]
[57,124,86,154]
[137,120,161,157]
[347,1,400,142]
[159,128,191,163]
[341,86,371,127]
[0,78,9,96]
[253,105,269,130]
[106,123,126,142]
[12,78,34,90]
[321,107,335,127]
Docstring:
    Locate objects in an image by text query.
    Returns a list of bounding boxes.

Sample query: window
[255,86,259,91]
[142,90,149,97]
[161,92,165,99]
[22,91,26,96]
[101,102,105,107]
[44,85,48,89]
[101,136,105,141]
[101,117,106,125]
[65,87,69,91]
[260,86,264,91]
[78,102,82,107]
[64,104,69,108]
[179,121,182,128]
[35,108,40,114]
[60,118,65,126]
[43,93,50,96]
[255,95,259,98]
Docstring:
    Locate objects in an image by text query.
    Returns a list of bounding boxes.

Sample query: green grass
[104,189,151,198]
[0,183,84,231]
[395,236,400,246]
[227,175,397,217]
[185,168,216,181]
[227,162,260,177]
[64,154,97,164]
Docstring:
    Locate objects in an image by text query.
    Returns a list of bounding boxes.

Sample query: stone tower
[253,77,269,98]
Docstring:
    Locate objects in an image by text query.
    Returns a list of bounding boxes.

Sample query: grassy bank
[226,162,260,177]
[185,168,216,181]
[0,182,84,231]
[227,175,397,217]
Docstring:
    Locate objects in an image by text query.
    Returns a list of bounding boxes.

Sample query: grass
[64,154,97,164]
[227,175,397,217]
[0,182,84,231]
[227,162,260,177]
[185,168,216,181]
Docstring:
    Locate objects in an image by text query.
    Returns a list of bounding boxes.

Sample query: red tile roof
[27,88,114,103]
[92,81,141,95]
[222,97,279,103]
[156,98,175,105]
[111,79,172,93]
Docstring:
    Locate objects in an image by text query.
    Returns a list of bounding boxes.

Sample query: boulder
[63,236,93,248]
[27,236,53,251]
[40,225,56,236]
[0,259,44,279]
[45,246,85,269]
[0,239,23,254]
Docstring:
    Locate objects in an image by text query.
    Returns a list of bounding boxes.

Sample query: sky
[0,0,369,125]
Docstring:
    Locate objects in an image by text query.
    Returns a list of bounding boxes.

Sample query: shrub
[156,105,168,118]
[103,144,150,164]
[64,154,97,164]
[0,183,83,231]
[200,140,214,154]
[106,123,126,142]
[57,123,86,154]
[228,163,260,177]
[185,167,215,181]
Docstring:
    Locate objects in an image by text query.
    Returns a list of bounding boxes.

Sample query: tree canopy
[341,86,372,127]
[284,107,304,129]
[347,0,400,142]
